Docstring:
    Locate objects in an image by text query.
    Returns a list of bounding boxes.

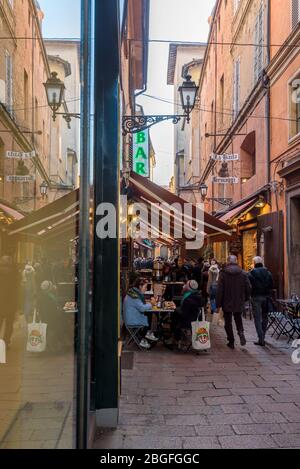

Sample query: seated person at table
[123,278,158,350]
[167,280,204,347]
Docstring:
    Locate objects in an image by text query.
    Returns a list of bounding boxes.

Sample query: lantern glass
[200,183,208,198]
[179,75,198,112]
[40,181,48,196]
[44,72,65,112]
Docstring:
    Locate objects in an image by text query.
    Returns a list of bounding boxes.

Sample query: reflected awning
[128,171,231,240]
[0,203,24,221]
[8,190,79,239]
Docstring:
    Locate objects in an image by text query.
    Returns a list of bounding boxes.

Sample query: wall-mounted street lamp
[199,182,208,201]
[122,75,199,135]
[40,180,49,199]
[44,72,80,126]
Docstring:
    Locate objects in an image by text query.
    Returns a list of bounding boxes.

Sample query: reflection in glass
[0,0,80,449]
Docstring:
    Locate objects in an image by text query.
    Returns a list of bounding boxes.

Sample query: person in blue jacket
[123,278,158,349]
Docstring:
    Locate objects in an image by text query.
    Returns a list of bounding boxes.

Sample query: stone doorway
[289,195,300,296]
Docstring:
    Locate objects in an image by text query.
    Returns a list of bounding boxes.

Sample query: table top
[162,282,185,285]
[149,308,175,314]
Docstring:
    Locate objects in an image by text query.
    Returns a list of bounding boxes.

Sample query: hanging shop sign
[133,129,150,178]
[6,151,36,159]
[212,176,239,184]
[211,153,239,161]
[6,175,35,183]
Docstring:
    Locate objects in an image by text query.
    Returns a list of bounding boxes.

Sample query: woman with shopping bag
[167,280,204,350]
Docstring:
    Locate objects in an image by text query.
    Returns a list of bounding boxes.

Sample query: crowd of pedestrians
[129,253,274,350]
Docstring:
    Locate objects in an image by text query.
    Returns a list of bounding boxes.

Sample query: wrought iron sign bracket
[206,198,234,207]
[122,115,185,135]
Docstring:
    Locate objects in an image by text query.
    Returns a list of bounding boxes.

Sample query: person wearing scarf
[167,280,204,348]
[123,278,158,349]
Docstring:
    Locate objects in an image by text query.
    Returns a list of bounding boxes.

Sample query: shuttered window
[292,0,300,29]
[5,51,13,114]
[254,4,264,83]
[233,58,240,118]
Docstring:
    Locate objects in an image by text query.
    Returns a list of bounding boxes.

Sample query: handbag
[191,308,211,351]
[26,309,47,353]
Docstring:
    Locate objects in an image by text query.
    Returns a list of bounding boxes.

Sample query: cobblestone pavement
[94,318,300,450]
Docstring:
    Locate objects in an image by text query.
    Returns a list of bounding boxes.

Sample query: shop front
[279,157,300,297]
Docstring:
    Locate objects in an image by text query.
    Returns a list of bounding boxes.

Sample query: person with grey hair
[216,255,251,349]
[248,257,273,347]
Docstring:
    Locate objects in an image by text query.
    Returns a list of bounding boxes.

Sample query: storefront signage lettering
[6,151,36,159]
[6,175,35,183]
[211,153,239,161]
[133,130,150,178]
[212,176,239,184]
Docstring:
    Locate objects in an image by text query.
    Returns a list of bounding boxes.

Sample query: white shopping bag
[26,309,47,353]
[191,308,211,351]
[212,309,225,327]
[0,340,6,364]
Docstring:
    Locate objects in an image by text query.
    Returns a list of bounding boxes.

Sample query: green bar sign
[133,130,149,177]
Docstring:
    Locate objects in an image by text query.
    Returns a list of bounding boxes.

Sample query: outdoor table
[148,308,176,342]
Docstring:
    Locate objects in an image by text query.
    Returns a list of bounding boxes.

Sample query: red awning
[8,190,79,239]
[219,198,258,224]
[129,172,231,240]
[0,203,24,221]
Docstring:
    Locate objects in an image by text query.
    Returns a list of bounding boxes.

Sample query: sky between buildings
[39,0,216,186]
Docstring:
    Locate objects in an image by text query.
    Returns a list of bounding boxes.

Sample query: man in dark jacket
[248,257,273,347]
[217,255,251,349]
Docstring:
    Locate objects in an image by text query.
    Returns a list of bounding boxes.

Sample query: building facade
[45,40,80,191]
[167,43,206,197]
[268,0,300,296]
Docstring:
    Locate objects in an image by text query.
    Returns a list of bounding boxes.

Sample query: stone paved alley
[94,319,300,450]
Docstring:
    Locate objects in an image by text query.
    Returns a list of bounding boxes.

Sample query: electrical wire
[141,93,299,124]
[0,36,299,50]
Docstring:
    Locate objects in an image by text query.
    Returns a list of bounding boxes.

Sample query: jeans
[252,296,268,343]
[224,312,244,344]
[209,285,218,313]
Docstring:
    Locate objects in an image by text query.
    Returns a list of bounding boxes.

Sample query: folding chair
[124,326,146,351]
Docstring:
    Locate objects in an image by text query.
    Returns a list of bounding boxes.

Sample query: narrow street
[95,320,300,450]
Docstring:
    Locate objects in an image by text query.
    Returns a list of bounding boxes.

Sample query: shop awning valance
[218,197,258,224]
[7,189,79,239]
[128,171,231,240]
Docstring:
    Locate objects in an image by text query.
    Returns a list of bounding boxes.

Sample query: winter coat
[216,264,251,313]
[248,266,273,297]
[123,288,152,327]
[207,265,220,294]
[179,291,204,329]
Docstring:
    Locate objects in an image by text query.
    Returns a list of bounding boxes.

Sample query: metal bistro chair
[285,302,300,343]
[124,325,146,351]
[268,300,294,341]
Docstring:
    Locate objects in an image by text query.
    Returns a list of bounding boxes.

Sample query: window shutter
[258,5,264,77]
[254,16,259,82]
[292,0,300,30]
[5,53,13,113]
[233,59,240,118]
[254,4,264,83]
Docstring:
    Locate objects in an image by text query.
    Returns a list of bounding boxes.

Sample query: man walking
[217,255,251,349]
[248,256,273,347]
